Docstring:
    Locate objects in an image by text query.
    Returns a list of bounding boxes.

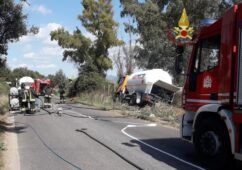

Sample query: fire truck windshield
[196,35,221,72]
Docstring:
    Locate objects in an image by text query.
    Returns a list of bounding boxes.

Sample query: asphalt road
[13,103,242,170]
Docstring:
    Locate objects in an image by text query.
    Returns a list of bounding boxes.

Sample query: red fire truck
[34,79,51,96]
[178,4,242,164]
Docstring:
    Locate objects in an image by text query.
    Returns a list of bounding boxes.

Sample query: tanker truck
[9,87,20,111]
[114,69,179,106]
[17,76,36,113]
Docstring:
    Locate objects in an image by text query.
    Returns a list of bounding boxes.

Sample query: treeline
[50,0,241,96]
[0,66,69,89]
[0,67,44,84]
[1,0,242,97]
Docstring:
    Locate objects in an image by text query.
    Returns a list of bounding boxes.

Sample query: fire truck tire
[194,117,232,168]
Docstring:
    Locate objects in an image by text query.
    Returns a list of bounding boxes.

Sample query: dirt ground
[0,116,20,170]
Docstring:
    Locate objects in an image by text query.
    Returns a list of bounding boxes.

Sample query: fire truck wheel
[194,117,232,167]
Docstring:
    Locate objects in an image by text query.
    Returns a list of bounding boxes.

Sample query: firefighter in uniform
[59,84,65,103]
[29,84,37,112]
[19,83,27,110]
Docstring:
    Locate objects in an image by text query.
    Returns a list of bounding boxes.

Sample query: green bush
[68,72,114,97]
[0,95,8,116]
[0,82,9,116]
[0,82,9,95]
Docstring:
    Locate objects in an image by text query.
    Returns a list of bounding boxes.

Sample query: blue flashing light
[200,19,217,27]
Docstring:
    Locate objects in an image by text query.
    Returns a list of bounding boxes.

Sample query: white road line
[111,120,153,125]
[121,124,205,170]
[67,110,94,119]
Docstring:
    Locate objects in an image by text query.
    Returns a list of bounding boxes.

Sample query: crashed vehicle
[17,76,36,113]
[34,79,52,108]
[9,87,20,111]
[114,69,179,106]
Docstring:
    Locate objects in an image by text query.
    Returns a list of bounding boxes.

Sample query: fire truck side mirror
[175,46,184,74]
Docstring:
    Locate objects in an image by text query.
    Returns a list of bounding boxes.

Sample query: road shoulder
[1,115,20,170]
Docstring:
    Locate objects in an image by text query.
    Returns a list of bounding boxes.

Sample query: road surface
[12,103,242,170]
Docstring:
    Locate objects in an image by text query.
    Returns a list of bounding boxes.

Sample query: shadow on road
[122,142,138,147]
[128,138,242,170]
[64,103,108,111]
[23,112,49,117]
[0,124,27,134]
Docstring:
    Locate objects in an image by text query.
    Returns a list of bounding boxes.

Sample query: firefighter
[43,85,52,104]
[59,85,65,103]
[19,83,27,110]
[28,84,37,112]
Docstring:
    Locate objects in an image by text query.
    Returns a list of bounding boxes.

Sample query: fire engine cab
[34,79,51,96]
[179,4,242,163]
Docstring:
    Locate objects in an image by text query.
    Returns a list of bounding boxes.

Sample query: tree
[48,69,68,88]
[0,65,11,81]
[51,0,123,78]
[120,0,175,72]
[0,0,27,55]
[112,41,137,79]
[51,0,123,94]
[120,0,236,84]
[10,67,44,84]
[0,0,38,72]
[113,48,124,79]
[0,55,6,67]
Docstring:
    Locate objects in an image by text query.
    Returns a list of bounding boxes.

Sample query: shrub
[68,72,114,97]
[0,95,8,115]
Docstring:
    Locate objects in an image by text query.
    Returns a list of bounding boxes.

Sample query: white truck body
[126,69,177,95]
[18,76,34,89]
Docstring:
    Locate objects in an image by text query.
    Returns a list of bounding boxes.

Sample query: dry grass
[0,82,9,95]
[0,82,9,117]
[0,82,9,168]
[0,95,8,116]
[0,117,6,169]
[76,92,114,110]
[76,91,183,127]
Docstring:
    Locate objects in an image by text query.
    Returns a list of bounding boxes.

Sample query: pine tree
[51,0,123,93]
[51,0,123,77]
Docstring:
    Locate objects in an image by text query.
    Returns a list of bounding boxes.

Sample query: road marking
[67,110,94,119]
[111,120,153,125]
[121,124,205,170]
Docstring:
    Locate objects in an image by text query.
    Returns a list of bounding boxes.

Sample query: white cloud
[37,23,62,39]
[19,35,33,43]
[8,23,79,77]
[32,5,52,15]
[18,63,29,68]
[42,46,63,57]
[36,64,57,69]
[23,52,37,59]
[11,58,18,62]
[9,23,64,70]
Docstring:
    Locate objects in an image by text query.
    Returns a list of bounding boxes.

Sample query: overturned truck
[114,69,179,106]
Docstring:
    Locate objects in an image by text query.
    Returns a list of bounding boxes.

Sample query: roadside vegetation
[0,82,9,117]
[49,0,191,127]
[0,82,9,168]
[70,87,183,127]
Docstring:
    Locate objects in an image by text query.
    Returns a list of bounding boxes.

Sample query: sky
[8,0,131,78]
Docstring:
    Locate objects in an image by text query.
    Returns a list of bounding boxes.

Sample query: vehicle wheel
[130,93,136,106]
[193,117,232,169]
